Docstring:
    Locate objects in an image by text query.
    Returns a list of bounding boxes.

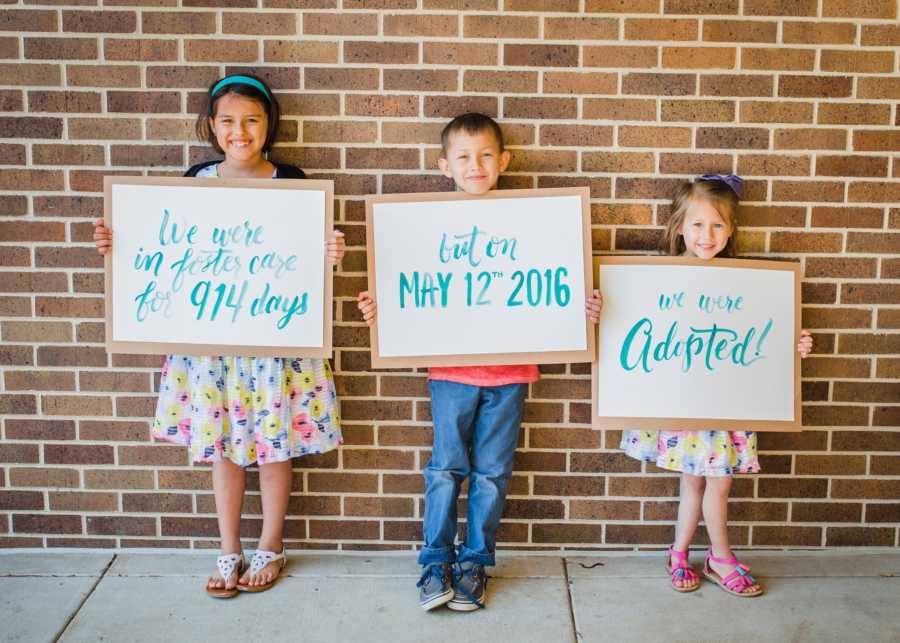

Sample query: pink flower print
[732,432,749,453]
[161,358,170,378]
[177,391,190,406]
[292,414,316,443]
[177,419,191,441]
[256,441,275,464]
[231,400,248,426]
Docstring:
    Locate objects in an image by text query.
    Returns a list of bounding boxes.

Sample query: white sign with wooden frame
[366,187,594,368]
[592,256,802,432]
[104,176,334,358]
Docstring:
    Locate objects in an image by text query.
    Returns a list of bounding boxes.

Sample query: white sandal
[237,548,286,593]
[206,552,245,598]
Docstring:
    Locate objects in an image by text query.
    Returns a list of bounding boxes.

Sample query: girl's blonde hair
[661,179,739,257]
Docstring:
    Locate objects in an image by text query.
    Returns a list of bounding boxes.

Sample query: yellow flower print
[247,443,257,462]
[332,407,340,426]
[252,388,269,410]
[263,415,281,438]
[684,434,703,453]
[323,360,332,377]
[201,422,216,445]
[201,385,218,405]
[165,404,181,424]
[309,398,324,420]
[172,372,188,390]
[299,370,316,393]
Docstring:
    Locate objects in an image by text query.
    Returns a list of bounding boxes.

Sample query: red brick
[664,46,736,70]
[779,75,853,99]
[424,42,497,66]
[142,11,215,34]
[583,99,655,122]
[823,0,896,19]
[24,37,98,61]
[742,48,815,71]
[626,18,697,41]
[741,101,813,124]
[703,19,777,42]
[0,64,60,86]
[543,72,616,95]
[775,128,847,151]
[848,181,900,203]
[822,49,895,73]
[504,44,578,68]
[847,232,900,253]
[464,15,537,38]
[586,46,658,69]
[545,17,617,40]
[384,13,457,37]
[303,12,377,35]
[744,0,817,15]
[0,9,58,32]
[697,127,768,149]
[817,155,887,178]
[861,24,900,46]
[384,69,457,92]
[659,152,732,175]
[186,39,258,63]
[464,70,536,94]
[347,94,419,118]
[223,12,296,35]
[62,10,136,33]
[13,514,82,535]
[504,97,577,120]
[344,41,417,65]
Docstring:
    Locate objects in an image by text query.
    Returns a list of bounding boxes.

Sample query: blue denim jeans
[417,379,528,567]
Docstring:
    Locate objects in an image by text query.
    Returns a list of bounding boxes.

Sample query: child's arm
[357,291,377,327]
[798,329,813,358]
[585,289,603,324]
[93,217,111,255]
[326,230,345,265]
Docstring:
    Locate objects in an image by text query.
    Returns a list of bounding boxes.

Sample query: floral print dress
[620,429,759,477]
[150,163,341,466]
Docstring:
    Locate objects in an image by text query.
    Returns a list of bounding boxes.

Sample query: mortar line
[53,553,117,643]
[562,557,580,643]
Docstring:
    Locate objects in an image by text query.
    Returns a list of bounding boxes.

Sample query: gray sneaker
[417,563,454,611]
[448,562,487,611]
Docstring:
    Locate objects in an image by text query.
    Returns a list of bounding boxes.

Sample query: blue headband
[210,75,271,101]
[697,173,743,199]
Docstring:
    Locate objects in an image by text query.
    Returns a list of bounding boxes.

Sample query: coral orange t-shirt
[428,364,540,387]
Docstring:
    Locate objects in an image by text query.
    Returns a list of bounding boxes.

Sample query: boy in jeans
[358,113,602,611]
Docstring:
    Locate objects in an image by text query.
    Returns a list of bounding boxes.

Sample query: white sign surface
[368,189,592,367]
[594,257,800,431]
[106,178,332,356]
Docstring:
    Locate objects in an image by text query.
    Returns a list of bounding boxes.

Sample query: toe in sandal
[703,552,763,597]
[237,548,287,593]
[206,552,245,599]
[665,546,699,593]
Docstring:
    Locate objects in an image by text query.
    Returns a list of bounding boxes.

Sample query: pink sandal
[703,552,763,597]
[665,546,699,593]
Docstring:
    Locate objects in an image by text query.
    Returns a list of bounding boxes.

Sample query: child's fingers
[357,291,371,302]
[332,229,345,238]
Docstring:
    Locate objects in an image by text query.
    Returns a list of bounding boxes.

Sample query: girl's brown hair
[660,179,739,257]
[195,74,280,154]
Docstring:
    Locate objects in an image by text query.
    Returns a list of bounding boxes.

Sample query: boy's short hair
[440,113,505,156]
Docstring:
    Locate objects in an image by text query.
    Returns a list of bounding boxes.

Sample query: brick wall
[1,1,898,551]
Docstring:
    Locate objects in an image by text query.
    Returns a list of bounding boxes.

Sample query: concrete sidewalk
[2,550,898,643]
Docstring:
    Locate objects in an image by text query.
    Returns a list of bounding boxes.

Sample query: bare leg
[670,473,703,589]
[241,459,292,586]
[703,477,760,594]
[208,459,246,590]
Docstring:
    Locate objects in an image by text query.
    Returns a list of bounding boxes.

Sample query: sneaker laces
[452,563,486,609]
[417,563,447,589]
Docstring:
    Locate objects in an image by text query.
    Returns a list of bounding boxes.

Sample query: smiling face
[679,198,732,259]
[208,92,269,164]
[438,129,510,196]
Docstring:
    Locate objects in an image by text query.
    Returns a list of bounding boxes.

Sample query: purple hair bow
[697,173,743,199]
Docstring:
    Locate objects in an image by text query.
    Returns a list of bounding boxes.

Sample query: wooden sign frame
[591,256,802,432]
[365,187,595,368]
[104,176,334,358]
